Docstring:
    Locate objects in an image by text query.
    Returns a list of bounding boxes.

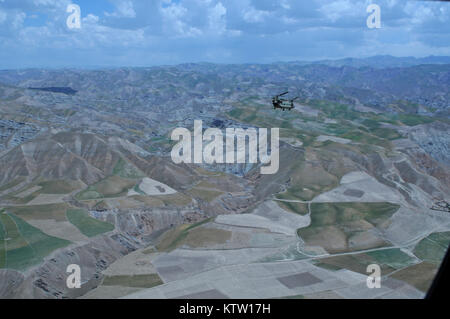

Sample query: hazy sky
[0,0,449,68]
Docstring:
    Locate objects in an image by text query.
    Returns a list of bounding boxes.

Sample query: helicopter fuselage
[272,100,294,111]
[272,96,296,111]
[272,91,297,111]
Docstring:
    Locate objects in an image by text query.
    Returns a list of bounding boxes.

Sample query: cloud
[0,0,449,68]
[242,6,270,23]
[105,0,135,18]
[208,2,227,34]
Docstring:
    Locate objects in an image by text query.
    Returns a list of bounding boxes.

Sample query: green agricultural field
[314,252,396,275]
[9,213,70,265]
[93,176,137,197]
[147,136,176,153]
[413,231,450,265]
[305,202,399,229]
[0,212,70,270]
[0,177,25,192]
[277,201,309,216]
[392,113,435,127]
[76,190,103,200]
[391,262,438,292]
[156,218,214,252]
[361,118,382,130]
[37,180,81,194]
[75,175,138,200]
[102,274,163,288]
[0,212,35,270]
[185,218,214,231]
[133,193,192,207]
[307,100,359,121]
[339,130,391,148]
[182,227,232,248]
[156,224,190,252]
[276,159,338,201]
[112,158,145,179]
[366,248,417,269]
[370,128,402,140]
[315,247,417,274]
[66,209,114,238]
[7,203,69,222]
[3,186,42,205]
[297,202,399,253]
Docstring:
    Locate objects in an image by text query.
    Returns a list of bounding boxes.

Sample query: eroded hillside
[0,63,449,299]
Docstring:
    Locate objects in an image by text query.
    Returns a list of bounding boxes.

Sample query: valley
[0,58,449,299]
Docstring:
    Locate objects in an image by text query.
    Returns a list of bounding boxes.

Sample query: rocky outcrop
[409,122,450,166]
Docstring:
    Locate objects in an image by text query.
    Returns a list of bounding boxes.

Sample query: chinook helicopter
[272,91,298,111]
